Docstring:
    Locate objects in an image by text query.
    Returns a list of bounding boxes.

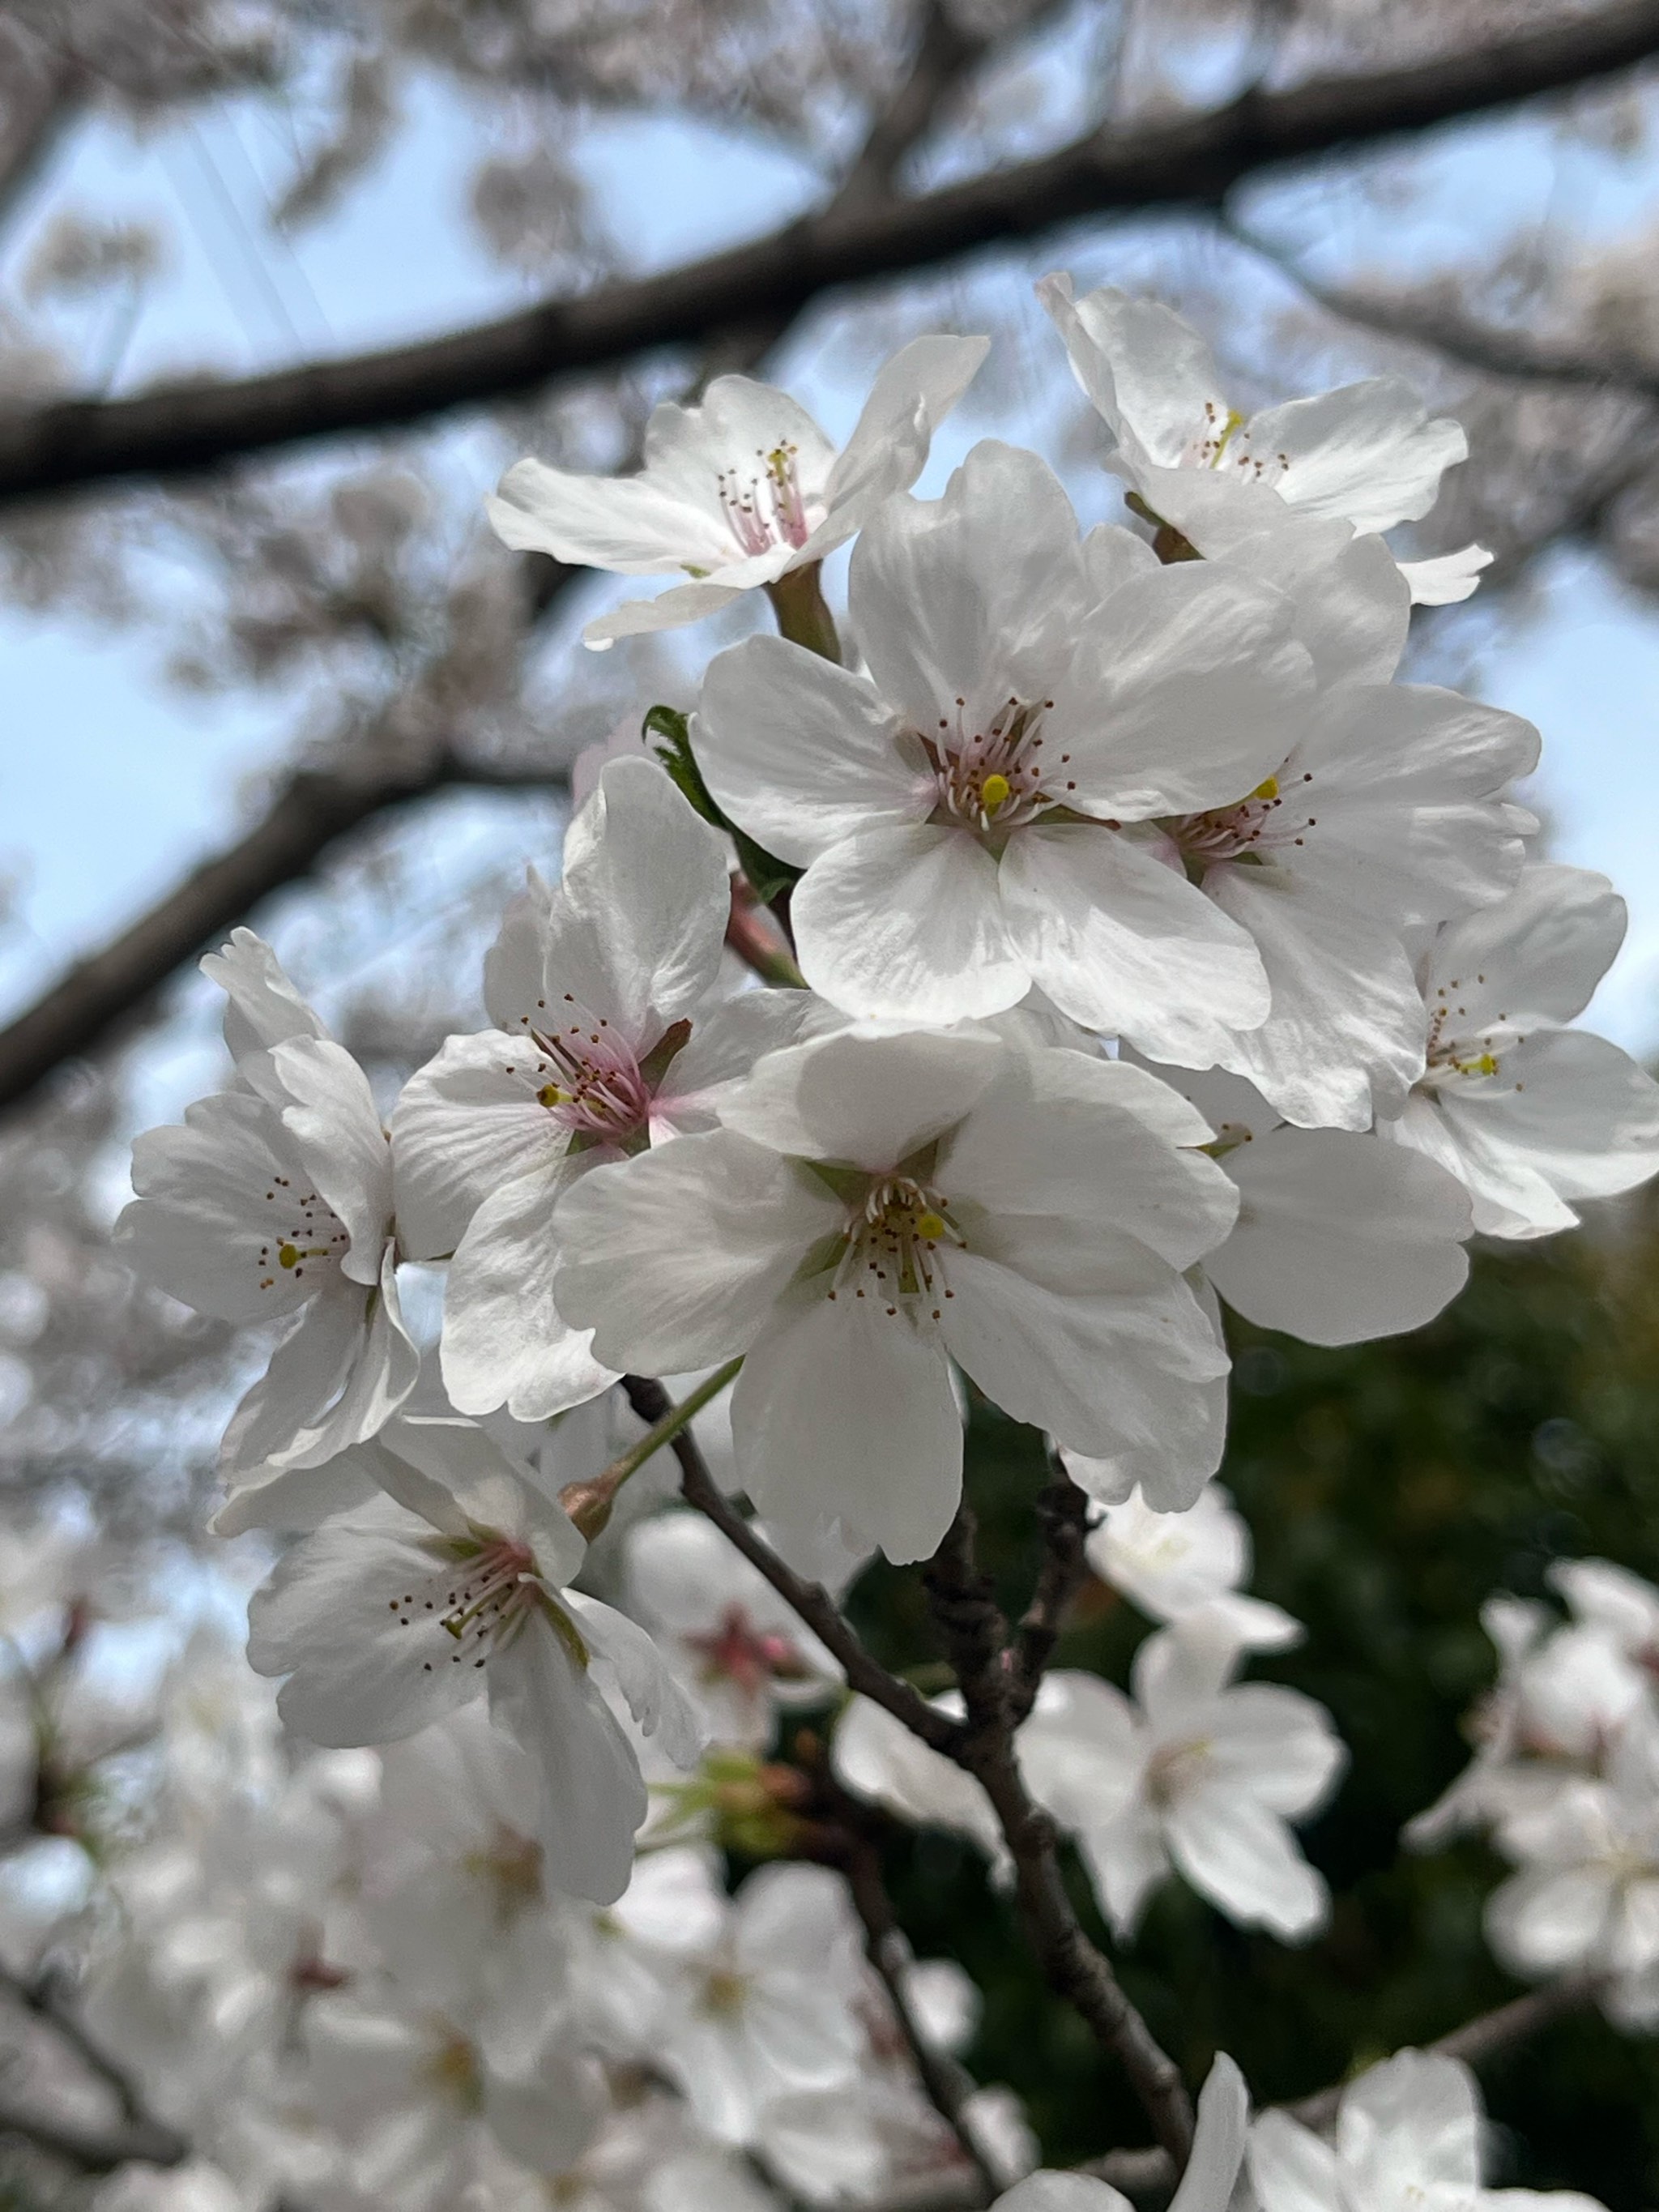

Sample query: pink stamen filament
[685,1603,809,1697]
[716,441,812,557]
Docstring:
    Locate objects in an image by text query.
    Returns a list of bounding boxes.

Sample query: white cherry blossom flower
[392,758,819,1420]
[1247,2047,1607,2212]
[486,335,987,646]
[1144,1061,1472,1343]
[304,1982,602,2212]
[119,935,418,1492]
[246,1413,703,1902]
[650,1862,868,2146]
[1038,273,1491,604]
[1150,676,1537,1131]
[993,2053,1247,2212]
[1485,1703,1659,2024]
[1379,863,1659,1236]
[624,1510,844,1748]
[1017,1624,1345,1941]
[551,1027,1237,1563]
[1080,1483,1302,1653]
[692,438,1315,1046]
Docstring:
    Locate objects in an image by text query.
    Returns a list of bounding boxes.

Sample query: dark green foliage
[847,1202,1659,2206]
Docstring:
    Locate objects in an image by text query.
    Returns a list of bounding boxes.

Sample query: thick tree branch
[0,750,570,1117]
[621,1376,962,1757]
[6,2,1659,502]
[923,1509,1198,2170]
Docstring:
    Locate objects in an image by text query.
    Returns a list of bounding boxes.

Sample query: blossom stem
[561,1360,744,1535]
[765,561,842,661]
[726,873,807,987]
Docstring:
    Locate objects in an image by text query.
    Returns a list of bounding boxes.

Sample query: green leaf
[643,703,802,909]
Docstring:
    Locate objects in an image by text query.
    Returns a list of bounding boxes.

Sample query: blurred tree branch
[5,1,1659,505]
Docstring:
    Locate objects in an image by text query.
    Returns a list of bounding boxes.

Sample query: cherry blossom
[1380,862,1659,1236]
[692,438,1314,1045]
[245,1413,703,1902]
[119,933,418,1495]
[624,1510,845,1747]
[832,1691,1007,1872]
[551,1026,1237,1562]
[1017,1623,1345,1940]
[1038,273,1492,603]
[392,756,820,1420]
[486,335,987,645]
[1247,2048,1607,2212]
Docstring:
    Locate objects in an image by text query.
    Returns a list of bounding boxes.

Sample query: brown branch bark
[0,750,570,1117]
[6,1,1659,502]
[922,1508,1197,2170]
[1009,1454,1091,1723]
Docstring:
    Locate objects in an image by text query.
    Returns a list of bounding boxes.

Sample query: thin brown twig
[922,1507,1197,2169]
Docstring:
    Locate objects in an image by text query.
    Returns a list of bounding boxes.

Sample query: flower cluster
[1410,1556,1659,2027]
[99,280,1659,2205]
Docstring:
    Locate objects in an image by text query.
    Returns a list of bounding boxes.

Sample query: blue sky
[5,58,1659,1067]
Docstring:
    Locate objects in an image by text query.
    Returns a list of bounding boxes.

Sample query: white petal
[1000,822,1269,1046]
[939,1226,1227,1463]
[1397,542,1493,604]
[695,635,932,867]
[488,1607,649,1906]
[488,455,729,574]
[246,1502,483,1745]
[993,2176,1128,2212]
[121,1091,312,1323]
[1058,562,1310,818]
[1205,1684,1346,1817]
[1334,2048,1480,2191]
[939,1046,1237,1269]
[812,331,990,547]
[1206,1125,1469,1344]
[731,1287,964,1565]
[1246,2110,1344,2212]
[202,927,327,1064]
[1427,861,1626,1031]
[1170,2054,1250,2212]
[1207,511,1408,686]
[792,825,1028,1023]
[1242,378,1467,532]
[1017,1671,1143,1833]
[1435,1030,1659,1229]
[562,1591,706,1768]
[833,1693,1004,1861]
[211,1443,380,1537]
[658,987,829,1127]
[582,579,746,645]
[1166,1791,1328,1938]
[220,1257,417,1476]
[483,2042,603,2176]
[552,1130,842,1375]
[272,1037,394,1286]
[558,757,732,1027]
[1036,275,1223,471]
[390,1030,567,1262]
[1206,866,1427,1130]
[848,441,1090,722]
[441,1159,615,1422]
[716,1024,1005,1168]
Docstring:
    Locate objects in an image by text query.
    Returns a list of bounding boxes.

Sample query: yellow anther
[538,1082,567,1108]
[1251,775,1279,801]
[981,773,1012,813]
[917,1211,947,1241]
[1472,1052,1499,1076]
[278,1242,300,1269]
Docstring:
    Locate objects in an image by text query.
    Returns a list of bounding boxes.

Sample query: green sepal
[644,704,802,909]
